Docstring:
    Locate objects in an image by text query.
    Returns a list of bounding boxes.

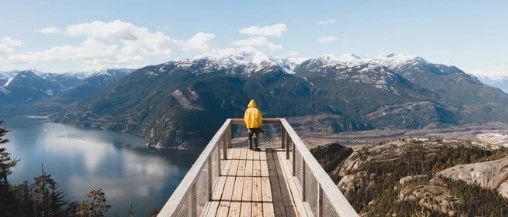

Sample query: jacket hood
[247,99,257,108]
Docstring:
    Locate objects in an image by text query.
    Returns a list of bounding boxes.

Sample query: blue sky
[0,0,507,77]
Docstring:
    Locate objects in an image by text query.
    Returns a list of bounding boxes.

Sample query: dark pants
[248,128,261,149]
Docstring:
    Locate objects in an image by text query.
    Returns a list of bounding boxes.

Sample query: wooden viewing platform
[158,118,359,217]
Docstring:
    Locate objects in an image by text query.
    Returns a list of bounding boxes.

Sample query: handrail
[158,118,358,217]
[280,119,358,217]
[230,117,281,125]
[158,119,231,217]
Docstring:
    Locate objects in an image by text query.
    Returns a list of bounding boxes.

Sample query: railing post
[222,135,228,160]
[229,125,232,148]
[292,142,296,176]
[302,158,306,201]
[190,183,197,217]
[217,145,221,176]
[281,129,286,149]
[286,134,290,160]
[208,157,213,201]
[317,183,323,217]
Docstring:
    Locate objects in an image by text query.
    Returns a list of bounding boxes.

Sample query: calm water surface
[2,117,200,216]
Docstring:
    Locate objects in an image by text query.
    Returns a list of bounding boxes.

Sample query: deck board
[202,147,302,217]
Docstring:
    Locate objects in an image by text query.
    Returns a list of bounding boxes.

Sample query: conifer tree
[32,172,66,217]
[84,188,110,217]
[0,120,18,216]
[0,120,18,187]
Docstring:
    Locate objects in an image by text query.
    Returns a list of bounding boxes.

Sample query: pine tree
[32,172,66,217]
[11,180,35,217]
[84,188,110,217]
[0,120,18,216]
[0,120,18,187]
[128,201,135,217]
[64,201,80,217]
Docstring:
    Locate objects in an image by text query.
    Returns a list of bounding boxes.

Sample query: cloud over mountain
[239,23,287,37]
[35,26,61,34]
[317,36,337,44]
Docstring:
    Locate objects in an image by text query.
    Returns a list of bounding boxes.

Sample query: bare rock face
[437,156,508,198]
[338,138,481,177]
[399,175,427,186]
[171,88,204,111]
[399,184,460,216]
[325,137,508,216]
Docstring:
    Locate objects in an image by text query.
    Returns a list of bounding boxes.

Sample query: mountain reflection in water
[3,118,199,216]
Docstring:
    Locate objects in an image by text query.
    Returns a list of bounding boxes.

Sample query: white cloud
[179,32,216,53]
[0,37,23,62]
[35,26,61,34]
[1,37,24,47]
[8,38,122,65]
[231,36,282,50]
[317,36,337,44]
[2,21,179,71]
[66,20,173,56]
[239,23,287,37]
[317,19,336,25]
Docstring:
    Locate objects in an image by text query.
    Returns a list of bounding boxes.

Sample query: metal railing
[157,118,358,217]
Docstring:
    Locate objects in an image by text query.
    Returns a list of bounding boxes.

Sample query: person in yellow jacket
[244,99,263,150]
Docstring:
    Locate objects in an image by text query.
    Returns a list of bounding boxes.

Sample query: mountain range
[480,76,508,93]
[0,69,132,115]
[37,51,508,148]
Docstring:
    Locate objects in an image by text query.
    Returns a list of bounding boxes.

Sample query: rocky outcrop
[437,156,508,198]
[313,137,508,216]
[399,184,460,216]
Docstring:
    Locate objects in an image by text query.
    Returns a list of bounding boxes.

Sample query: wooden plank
[232,173,245,201]
[207,155,232,217]
[253,150,261,177]
[212,157,232,201]
[203,201,220,217]
[227,202,241,217]
[260,150,275,217]
[266,150,287,217]
[239,202,251,217]
[251,150,263,216]
[260,151,269,177]
[241,148,254,217]
[252,202,263,217]
[263,203,275,217]
[242,149,253,199]
[247,146,254,160]
[275,151,308,217]
[236,149,247,172]
[217,149,240,217]
[229,149,246,217]
[212,175,227,201]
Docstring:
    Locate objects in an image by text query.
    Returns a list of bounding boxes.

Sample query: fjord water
[3,117,199,216]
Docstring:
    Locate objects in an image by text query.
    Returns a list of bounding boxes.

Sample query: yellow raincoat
[244,99,263,128]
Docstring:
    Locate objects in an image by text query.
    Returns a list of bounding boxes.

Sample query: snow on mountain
[480,75,508,93]
[2,76,15,88]
[373,53,428,68]
[161,48,304,75]
[304,53,430,70]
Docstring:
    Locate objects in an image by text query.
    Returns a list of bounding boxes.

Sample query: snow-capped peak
[306,53,429,69]
[312,54,367,67]
[191,47,274,67]
[168,48,302,75]
[372,53,428,68]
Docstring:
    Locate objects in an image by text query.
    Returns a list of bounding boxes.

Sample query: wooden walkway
[157,118,359,217]
[202,147,304,217]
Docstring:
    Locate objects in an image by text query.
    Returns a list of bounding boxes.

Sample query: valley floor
[301,122,508,149]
